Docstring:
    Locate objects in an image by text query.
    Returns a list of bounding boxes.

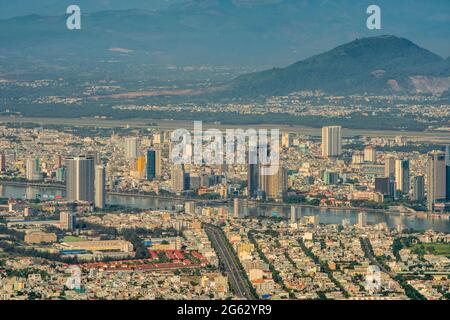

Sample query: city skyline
[0,0,449,305]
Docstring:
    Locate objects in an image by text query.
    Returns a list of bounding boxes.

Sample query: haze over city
[0,0,449,306]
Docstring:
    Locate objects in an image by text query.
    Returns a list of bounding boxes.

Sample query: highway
[360,236,397,278]
[204,224,256,300]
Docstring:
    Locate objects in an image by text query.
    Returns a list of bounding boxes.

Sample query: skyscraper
[56,167,66,183]
[290,205,297,224]
[247,162,259,199]
[446,145,450,201]
[233,198,242,218]
[26,157,41,181]
[88,150,101,166]
[124,137,139,159]
[60,212,76,231]
[281,132,292,148]
[95,165,106,209]
[364,145,376,163]
[322,126,342,158]
[258,165,287,200]
[357,212,367,228]
[446,165,450,201]
[384,156,396,180]
[0,152,6,172]
[445,145,450,166]
[427,151,446,212]
[66,156,95,203]
[375,177,391,196]
[324,171,339,185]
[412,175,425,202]
[171,164,186,193]
[395,159,410,194]
[55,155,62,169]
[352,151,365,164]
[137,155,146,178]
[155,148,162,178]
[146,149,156,180]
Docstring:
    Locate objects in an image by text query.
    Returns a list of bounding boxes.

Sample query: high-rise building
[446,145,450,201]
[384,156,396,180]
[95,165,106,209]
[153,133,164,144]
[322,126,342,158]
[247,159,259,199]
[26,157,41,181]
[184,172,190,191]
[87,150,101,166]
[290,205,297,224]
[155,148,162,178]
[66,156,95,203]
[352,151,365,164]
[445,145,450,166]
[0,152,6,172]
[446,165,450,201]
[55,155,62,169]
[427,151,446,212]
[364,145,376,163]
[281,133,292,148]
[60,212,76,231]
[185,201,196,214]
[55,167,66,183]
[357,212,367,228]
[233,198,242,218]
[171,164,186,193]
[146,149,156,180]
[258,165,287,200]
[324,171,339,185]
[137,155,146,178]
[395,159,410,194]
[124,137,139,159]
[412,175,425,202]
[375,177,391,196]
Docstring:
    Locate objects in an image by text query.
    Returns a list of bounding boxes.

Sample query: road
[204,224,255,300]
[360,237,397,278]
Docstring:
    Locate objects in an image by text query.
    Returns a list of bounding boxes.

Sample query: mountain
[215,35,450,97]
[0,0,185,19]
[0,0,449,68]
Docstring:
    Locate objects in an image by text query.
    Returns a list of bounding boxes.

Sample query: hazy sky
[1,0,449,63]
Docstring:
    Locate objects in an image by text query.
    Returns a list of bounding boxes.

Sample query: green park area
[62,236,84,243]
[410,243,450,257]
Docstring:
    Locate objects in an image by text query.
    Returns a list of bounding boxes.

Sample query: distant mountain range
[215,35,450,97]
[1,0,449,67]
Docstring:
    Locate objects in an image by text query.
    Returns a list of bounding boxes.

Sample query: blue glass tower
[146,149,156,181]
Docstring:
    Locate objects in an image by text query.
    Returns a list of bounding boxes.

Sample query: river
[0,183,449,233]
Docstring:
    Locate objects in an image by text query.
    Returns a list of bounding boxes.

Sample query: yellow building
[63,240,133,252]
[137,155,146,176]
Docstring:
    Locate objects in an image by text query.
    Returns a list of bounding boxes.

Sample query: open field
[410,243,450,257]
[62,236,85,243]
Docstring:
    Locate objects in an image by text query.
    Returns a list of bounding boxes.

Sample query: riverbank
[0,180,392,214]
[1,181,449,232]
